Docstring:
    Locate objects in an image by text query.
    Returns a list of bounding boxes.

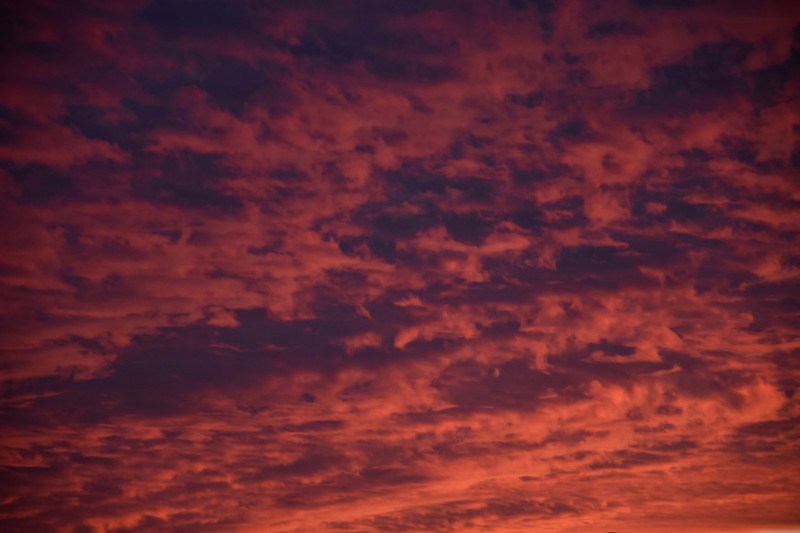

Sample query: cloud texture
[1,0,799,531]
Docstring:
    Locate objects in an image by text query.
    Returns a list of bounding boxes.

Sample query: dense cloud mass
[1,0,799,531]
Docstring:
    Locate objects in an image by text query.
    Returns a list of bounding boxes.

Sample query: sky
[0,0,799,531]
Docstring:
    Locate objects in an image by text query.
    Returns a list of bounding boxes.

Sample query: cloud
[1,0,798,531]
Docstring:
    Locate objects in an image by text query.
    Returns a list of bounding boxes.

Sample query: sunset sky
[1,0,799,531]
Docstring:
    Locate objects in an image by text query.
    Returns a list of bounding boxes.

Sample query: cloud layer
[1,0,799,531]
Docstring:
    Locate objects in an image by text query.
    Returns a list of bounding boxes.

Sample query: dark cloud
[7,163,75,203]
[435,358,585,411]
[138,0,256,39]
[586,20,639,39]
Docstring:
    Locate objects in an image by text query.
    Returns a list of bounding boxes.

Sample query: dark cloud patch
[133,57,289,117]
[550,119,588,140]
[372,127,409,145]
[368,0,470,16]
[19,307,379,422]
[626,407,646,420]
[0,106,32,145]
[357,200,441,239]
[281,419,344,433]
[226,307,370,355]
[367,235,398,262]
[635,40,752,114]
[355,466,430,486]
[139,0,256,39]
[0,2,20,55]
[119,97,185,137]
[194,58,285,115]
[6,163,74,203]
[752,39,800,107]
[449,177,498,203]
[695,259,759,295]
[512,162,571,184]
[434,358,584,411]
[443,211,495,245]
[540,195,588,228]
[133,150,242,210]
[586,341,637,357]
[720,136,758,165]
[665,198,727,227]
[344,496,578,532]
[556,245,637,278]
[588,449,667,469]
[337,234,398,262]
[644,439,698,453]
[610,233,687,269]
[725,417,800,456]
[552,349,673,385]
[275,467,431,511]
[139,178,241,210]
[772,349,800,398]
[79,480,125,505]
[505,91,544,109]
[369,59,460,83]
[63,105,130,146]
[655,404,683,416]
[309,280,375,318]
[634,422,677,434]
[746,277,800,307]
[507,0,557,36]
[133,73,205,111]
[238,446,347,484]
[586,20,638,39]
[680,148,714,163]
[291,19,460,82]
[462,133,495,150]
[385,165,448,196]
[477,319,521,338]
[544,429,602,445]
[510,203,545,233]
[742,279,800,332]
[36,334,265,420]
[734,417,800,439]
[658,352,756,406]
[692,40,753,73]
[633,0,697,8]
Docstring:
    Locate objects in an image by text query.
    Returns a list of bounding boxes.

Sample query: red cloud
[1,0,798,531]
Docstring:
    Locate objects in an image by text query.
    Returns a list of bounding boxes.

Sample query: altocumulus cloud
[0,0,799,531]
